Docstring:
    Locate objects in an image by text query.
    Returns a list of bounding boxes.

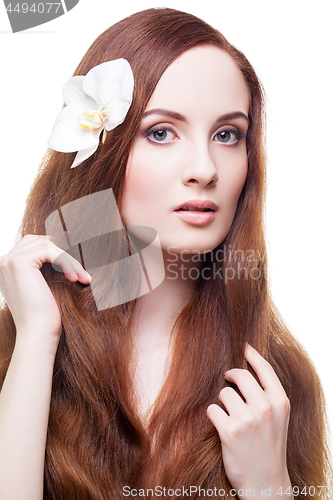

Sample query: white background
[1,1,332,434]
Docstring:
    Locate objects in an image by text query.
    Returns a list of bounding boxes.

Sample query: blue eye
[146,127,177,144]
[214,129,244,145]
[152,129,168,141]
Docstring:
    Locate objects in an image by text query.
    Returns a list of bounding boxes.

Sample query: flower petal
[71,145,99,169]
[82,59,134,116]
[47,59,134,170]
[48,103,99,153]
[62,76,96,109]
[104,96,132,131]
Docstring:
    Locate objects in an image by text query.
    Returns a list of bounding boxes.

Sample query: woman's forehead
[145,45,250,118]
[147,45,246,113]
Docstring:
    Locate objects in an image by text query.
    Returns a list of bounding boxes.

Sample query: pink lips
[174,199,218,225]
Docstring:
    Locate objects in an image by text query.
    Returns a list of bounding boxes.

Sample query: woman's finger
[244,344,287,398]
[5,236,91,284]
[44,240,91,284]
[224,368,265,405]
[206,403,229,438]
[218,386,246,416]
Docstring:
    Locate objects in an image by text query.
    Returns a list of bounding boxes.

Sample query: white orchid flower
[48,59,134,168]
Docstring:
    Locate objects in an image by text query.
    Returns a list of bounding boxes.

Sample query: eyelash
[214,128,246,146]
[144,125,246,146]
[144,126,177,145]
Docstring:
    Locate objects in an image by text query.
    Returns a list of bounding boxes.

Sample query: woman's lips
[174,208,216,225]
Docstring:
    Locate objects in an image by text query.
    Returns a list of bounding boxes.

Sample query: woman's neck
[132,248,200,346]
[129,249,201,421]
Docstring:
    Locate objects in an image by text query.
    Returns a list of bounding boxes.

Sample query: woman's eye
[146,127,177,144]
[214,129,243,145]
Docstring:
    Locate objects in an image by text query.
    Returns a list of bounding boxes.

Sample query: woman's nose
[181,141,219,188]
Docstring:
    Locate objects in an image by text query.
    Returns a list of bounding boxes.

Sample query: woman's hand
[207,343,293,499]
[0,235,91,350]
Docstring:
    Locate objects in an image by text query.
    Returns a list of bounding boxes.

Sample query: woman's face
[121,45,250,255]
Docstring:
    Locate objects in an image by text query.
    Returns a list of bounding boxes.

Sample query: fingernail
[86,271,92,280]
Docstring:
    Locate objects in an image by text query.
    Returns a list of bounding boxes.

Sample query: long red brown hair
[0,8,331,499]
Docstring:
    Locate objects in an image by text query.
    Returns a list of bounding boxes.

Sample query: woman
[0,8,331,500]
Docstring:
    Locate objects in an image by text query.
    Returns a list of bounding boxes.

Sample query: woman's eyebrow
[142,109,187,122]
[141,109,249,125]
[216,111,249,124]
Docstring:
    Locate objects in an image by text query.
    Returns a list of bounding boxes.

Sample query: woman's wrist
[269,475,294,500]
[252,475,294,500]
[233,469,293,500]
[14,328,60,361]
